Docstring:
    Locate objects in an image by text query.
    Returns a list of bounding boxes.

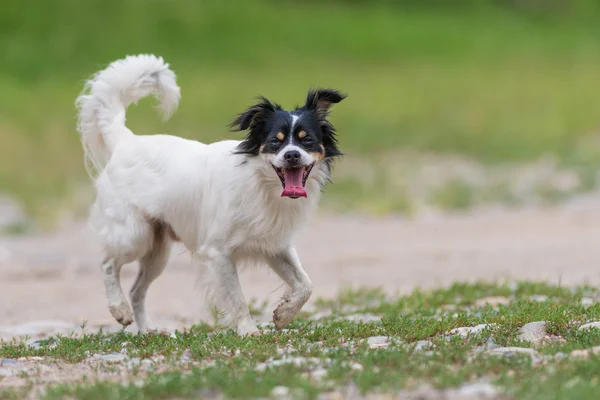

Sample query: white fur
[76,55,324,334]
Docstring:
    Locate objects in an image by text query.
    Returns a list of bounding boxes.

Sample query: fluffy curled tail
[76,54,180,178]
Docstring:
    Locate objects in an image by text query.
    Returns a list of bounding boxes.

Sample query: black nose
[284,150,301,162]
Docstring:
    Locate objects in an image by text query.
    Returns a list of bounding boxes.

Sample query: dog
[75,54,346,335]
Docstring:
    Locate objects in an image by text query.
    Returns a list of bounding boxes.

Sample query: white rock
[414,340,435,351]
[450,324,496,338]
[366,336,389,349]
[457,382,499,397]
[487,347,538,357]
[93,353,128,363]
[311,368,328,381]
[271,386,290,398]
[343,314,382,323]
[578,322,600,331]
[581,298,595,307]
[529,295,548,302]
[518,321,547,345]
[350,362,364,371]
[570,346,600,360]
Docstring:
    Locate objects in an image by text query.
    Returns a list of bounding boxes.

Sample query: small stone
[475,296,510,307]
[94,353,128,363]
[581,298,595,307]
[343,314,382,324]
[518,321,547,345]
[570,346,600,360]
[458,382,499,397]
[179,348,193,362]
[366,336,389,349]
[487,347,538,357]
[271,386,290,398]
[311,368,328,381]
[350,362,364,371]
[414,340,435,352]
[554,352,567,361]
[450,324,496,338]
[485,338,500,350]
[0,368,15,377]
[0,358,21,366]
[579,322,600,331]
[529,295,548,302]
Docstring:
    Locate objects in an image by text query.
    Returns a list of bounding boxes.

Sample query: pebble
[311,368,328,381]
[570,346,600,360]
[529,295,549,302]
[0,358,22,366]
[518,321,547,345]
[578,322,600,331]
[271,385,290,398]
[343,314,382,324]
[349,362,364,371]
[581,298,595,307]
[92,353,128,363]
[457,382,499,398]
[474,296,510,307]
[487,347,538,357]
[256,356,323,372]
[366,336,390,349]
[450,324,496,338]
[414,340,435,352]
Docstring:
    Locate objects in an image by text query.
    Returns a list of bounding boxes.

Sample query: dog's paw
[236,319,260,336]
[109,303,134,327]
[273,298,297,330]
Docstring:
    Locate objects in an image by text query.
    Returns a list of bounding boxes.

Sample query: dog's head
[230,89,346,199]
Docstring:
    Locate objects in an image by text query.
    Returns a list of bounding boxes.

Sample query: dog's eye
[269,138,281,146]
[302,136,313,144]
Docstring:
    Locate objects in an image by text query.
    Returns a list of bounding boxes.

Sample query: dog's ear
[232,97,280,155]
[229,97,277,132]
[305,89,347,117]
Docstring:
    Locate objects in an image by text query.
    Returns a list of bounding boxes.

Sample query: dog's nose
[284,150,301,162]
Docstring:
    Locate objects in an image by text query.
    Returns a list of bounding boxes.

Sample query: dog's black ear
[305,89,347,116]
[229,97,277,132]
[231,97,280,155]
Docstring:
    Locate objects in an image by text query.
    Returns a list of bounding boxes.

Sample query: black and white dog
[76,54,346,335]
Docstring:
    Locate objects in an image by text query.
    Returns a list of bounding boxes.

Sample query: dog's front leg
[266,247,314,330]
[201,248,259,336]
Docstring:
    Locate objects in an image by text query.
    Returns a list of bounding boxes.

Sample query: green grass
[3,1,600,221]
[2,282,600,399]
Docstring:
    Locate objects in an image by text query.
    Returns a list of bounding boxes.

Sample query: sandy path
[1,195,600,339]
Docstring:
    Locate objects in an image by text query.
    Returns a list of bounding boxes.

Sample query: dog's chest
[231,202,310,252]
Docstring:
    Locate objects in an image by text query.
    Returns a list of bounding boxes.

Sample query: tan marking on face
[259,144,265,153]
[309,151,324,161]
[298,130,307,139]
[276,132,285,141]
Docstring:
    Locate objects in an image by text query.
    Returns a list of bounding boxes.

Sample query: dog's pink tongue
[281,168,307,198]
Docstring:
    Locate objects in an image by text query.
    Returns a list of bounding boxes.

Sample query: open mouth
[272,163,315,199]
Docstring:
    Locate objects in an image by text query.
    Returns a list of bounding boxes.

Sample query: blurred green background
[2,0,600,226]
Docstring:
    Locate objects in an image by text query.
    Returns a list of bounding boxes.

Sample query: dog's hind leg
[199,248,259,336]
[266,247,314,330]
[92,188,154,328]
[100,257,134,326]
[130,223,171,333]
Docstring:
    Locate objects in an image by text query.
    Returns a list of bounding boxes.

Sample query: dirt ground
[2,194,600,340]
